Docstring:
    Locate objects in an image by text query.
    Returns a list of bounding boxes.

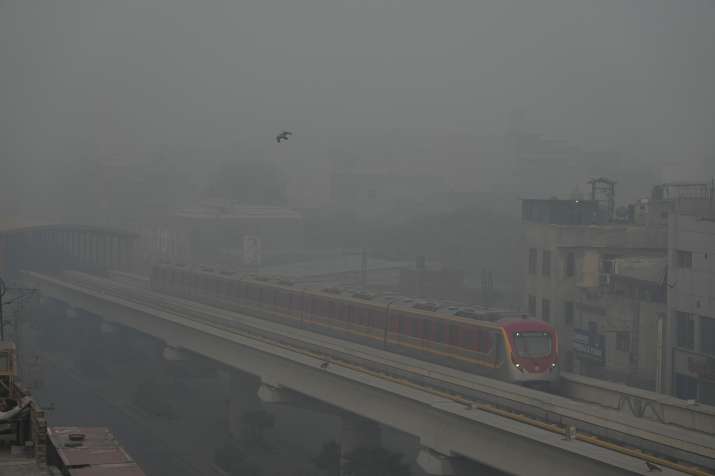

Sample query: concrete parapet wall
[561,372,715,435]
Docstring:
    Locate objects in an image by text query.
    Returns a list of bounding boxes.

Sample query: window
[542,250,551,276]
[541,298,551,322]
[676,250,693,269]
[514,332,553,358]
[528,295,537,317]
[676,312,694,349]
[616,332,630,352]
[528,248,537,274]
[565,252,576,277]
[700,316,715,356]
[434,322,444,343]
[564,301,574,325]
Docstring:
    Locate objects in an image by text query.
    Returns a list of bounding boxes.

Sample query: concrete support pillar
[222,370,262,436]
[162,345,189,362]
[100,321,118,335]
[257,380,297,404]
[416,447,457,476]
[339,413,381,470]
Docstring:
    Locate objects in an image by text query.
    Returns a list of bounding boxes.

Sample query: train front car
[498,318,559,387]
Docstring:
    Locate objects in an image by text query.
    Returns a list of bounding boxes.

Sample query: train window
[412,319,421,338]
[462,329,475,349]
[481,332,493,353]
[314,298,325,317]
[361,309,373,327]
[434,322,444,342]
[369,310,383,329]
[423,320,432,340]
[361,308,370,326]
[276,290,288,307]
[390,312,399,332]
[449,324,458,345]
[401,316,410,335]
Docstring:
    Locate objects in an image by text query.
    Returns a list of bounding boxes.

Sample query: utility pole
[0,277,5,341]
[360,248,367,289]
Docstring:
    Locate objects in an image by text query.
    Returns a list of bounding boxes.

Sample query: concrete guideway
[22,271,715,476]
[62,270,715,471]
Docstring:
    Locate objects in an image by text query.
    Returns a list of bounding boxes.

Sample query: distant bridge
[0,223,136,275]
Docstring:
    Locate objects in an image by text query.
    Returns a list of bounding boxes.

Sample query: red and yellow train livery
[150,264,559,386]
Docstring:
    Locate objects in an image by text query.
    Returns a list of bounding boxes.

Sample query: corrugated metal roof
[70,463,145,476]
[47,427,137,471]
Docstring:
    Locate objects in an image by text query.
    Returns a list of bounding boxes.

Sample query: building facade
[666,212,715,404]
[521,199,667,387]
[523,182,715,401]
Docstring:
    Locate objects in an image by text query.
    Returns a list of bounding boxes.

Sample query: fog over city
[1,2,714,476]
[2,0,714,219]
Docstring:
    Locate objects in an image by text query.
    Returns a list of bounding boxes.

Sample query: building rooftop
[521,198,603,225]
[174,202,302,221]
[47,427,145,476]
[259,255,410,278]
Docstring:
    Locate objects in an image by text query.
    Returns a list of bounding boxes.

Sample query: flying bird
[276,131,293,143]
[645,461,662,472]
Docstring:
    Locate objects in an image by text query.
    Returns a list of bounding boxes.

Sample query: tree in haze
[342,447,411,476]
[312,440,341,476]
[214,434,263,476]
[207,158,287,205]
[239,409,276,450]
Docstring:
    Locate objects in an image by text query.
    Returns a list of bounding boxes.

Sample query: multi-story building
[521,197,667,385]
[522,181,715,400]
[666,208,715,404]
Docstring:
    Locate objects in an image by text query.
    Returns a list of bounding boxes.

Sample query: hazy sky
[1,0,714,173]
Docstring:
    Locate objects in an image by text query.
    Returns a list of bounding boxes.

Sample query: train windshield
[514,332,552,358]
